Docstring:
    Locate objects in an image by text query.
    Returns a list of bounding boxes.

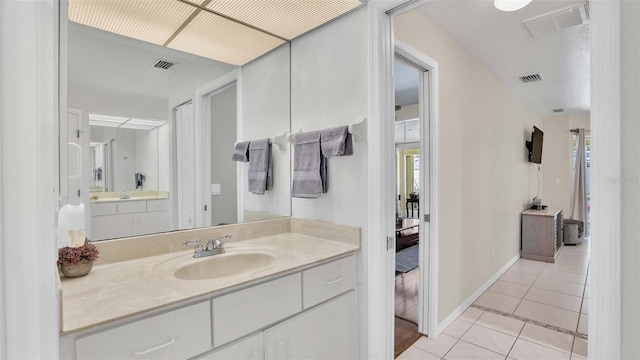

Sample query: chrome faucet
[184,235,230,258]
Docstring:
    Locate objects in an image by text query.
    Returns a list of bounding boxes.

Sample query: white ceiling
[409,0,590,117]
[68,22,236,100]
[394,58,420,107]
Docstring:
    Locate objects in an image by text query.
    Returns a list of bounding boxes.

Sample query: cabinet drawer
[199,333,263,360]
[75,301,211,359]
[213,273,301,347]
[117,201,147,214]
[91,202,117,216]
[303,255,356,309]
[146,199,169,212]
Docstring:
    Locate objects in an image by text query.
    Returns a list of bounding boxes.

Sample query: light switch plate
[211,183,221,195]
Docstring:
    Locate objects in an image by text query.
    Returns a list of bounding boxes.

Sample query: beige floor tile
[413,334,458,358]
[500,271,537,286]
[508,262,544,276]
[443,319,473,339]
[532,277,585,297]
[443,340,505,360]
[572,337,588,359]
[476,311,525,337]
[555,255,590,267]
[577,314,588,334]
[398,345,441,360]
[539,268,587,285]
[581,298,589,315]
[544,262,589,275]
[474,292,522,314]
[459,307,484,323]
[461,324,517,355]
[488,281,530,299]
[515,258,547,270]
[518,323,574,354]
[508,339,571,360]
[524,287,582,312]
[514,300,579,331]
[583,286,589,299]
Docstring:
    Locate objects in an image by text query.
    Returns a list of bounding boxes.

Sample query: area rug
[396,244,419,273]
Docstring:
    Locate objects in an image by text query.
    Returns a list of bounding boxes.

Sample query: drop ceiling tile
[68,0,198,46]
[166,10,285,65]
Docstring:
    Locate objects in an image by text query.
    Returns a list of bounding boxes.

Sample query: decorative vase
[60,261,93,278]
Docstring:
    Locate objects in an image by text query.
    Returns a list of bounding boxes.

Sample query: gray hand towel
[292,131,326,198]
[232,141,250,162]
[248,139,271,195]
[320,126,352,157]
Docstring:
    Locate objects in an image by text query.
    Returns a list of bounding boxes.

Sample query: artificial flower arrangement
[57,238,100,278]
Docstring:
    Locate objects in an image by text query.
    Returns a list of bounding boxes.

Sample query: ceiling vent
[152,59,175,70]
[519,73,544,83]
[523,3,589,38]
[553,108,564,113]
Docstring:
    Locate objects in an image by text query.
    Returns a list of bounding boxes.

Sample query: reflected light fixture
[494,0,533,12]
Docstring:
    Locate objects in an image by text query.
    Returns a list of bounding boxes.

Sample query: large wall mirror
[60,1,292,241]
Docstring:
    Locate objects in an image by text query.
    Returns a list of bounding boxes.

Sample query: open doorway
[393,53,429,357]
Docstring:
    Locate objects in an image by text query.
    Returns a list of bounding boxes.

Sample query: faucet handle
[183,239,201,247]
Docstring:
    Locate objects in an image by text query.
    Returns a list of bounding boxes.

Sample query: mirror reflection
[63,19,291,241]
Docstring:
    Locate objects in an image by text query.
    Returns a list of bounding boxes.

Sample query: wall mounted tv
[525,126,544,164]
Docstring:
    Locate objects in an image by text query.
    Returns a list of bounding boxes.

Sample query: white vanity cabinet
[91,199,169,240]
[74,301,211,359]
[266,291,357,359]
[62,255,357,360]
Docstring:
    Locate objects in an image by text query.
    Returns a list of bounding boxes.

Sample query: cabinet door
[92,214,132,240]
[405,120,420,142]
[265,291,357,360]
[199,333,263,360]
[132,211,170,236]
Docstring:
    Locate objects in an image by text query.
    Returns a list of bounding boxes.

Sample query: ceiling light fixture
[494,0,533,12]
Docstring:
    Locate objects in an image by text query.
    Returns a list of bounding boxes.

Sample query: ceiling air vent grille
[553,108,564,113]
[519,73,544,83]
[152,59,175,70]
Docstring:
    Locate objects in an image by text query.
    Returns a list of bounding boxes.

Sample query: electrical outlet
[211,184,221,195]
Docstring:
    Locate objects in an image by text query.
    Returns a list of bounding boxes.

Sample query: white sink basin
[174,253,275,280]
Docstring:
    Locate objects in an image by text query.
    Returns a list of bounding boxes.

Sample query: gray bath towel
[320,126,352,157]
[248,139,272,195]
[232,141,250,162]
[292,131,326,198]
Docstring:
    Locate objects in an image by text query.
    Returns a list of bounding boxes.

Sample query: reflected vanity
[63,14,292,241]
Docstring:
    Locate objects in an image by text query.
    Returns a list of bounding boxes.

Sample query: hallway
[397,241,589,359]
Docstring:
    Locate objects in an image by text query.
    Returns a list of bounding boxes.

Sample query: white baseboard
[434,253,520,335]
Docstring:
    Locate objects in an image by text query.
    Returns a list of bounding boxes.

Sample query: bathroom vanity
[59,218,359,359]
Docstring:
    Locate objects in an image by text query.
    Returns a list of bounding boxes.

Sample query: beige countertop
[60,232,358,335]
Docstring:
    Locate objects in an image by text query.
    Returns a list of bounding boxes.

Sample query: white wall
[290,7,369,356]
[136,128,159,190]
[241,44,291,218]
[395,11,542,322]
[539,113,590,215]
[395,103,419,121]
[158,124,170,192]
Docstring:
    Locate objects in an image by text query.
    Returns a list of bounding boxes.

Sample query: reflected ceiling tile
[167,11,285,66]
[205,0,362,40]
[68,0,198,46]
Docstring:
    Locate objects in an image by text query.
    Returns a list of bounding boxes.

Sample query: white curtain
[570,128,587,236]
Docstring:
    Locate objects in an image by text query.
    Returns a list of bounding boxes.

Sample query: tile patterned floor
[396,268,420,323]
[397,240,589,359]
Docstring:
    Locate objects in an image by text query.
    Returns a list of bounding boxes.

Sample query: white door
[175,102,196,230]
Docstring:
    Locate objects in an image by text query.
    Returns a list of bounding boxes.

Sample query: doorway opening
[393,53,428,357]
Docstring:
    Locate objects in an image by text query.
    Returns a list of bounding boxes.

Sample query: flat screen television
[526,126,543,164]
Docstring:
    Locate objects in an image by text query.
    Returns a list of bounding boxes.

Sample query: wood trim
[590,0,621,358]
